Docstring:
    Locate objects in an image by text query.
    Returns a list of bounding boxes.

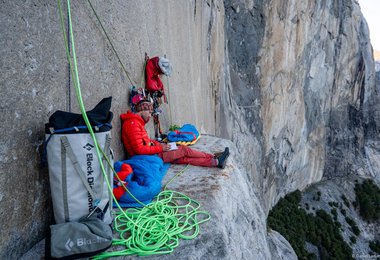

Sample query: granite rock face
[220,0,379,212]
[145,136,274,260]
[1,1,225,258]
[1,0,379,259]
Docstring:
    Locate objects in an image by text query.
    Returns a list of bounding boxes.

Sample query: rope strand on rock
[86,0,136,86]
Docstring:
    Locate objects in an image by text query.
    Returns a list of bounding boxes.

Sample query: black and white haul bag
[48,216,112,259]
[45,97,114,224]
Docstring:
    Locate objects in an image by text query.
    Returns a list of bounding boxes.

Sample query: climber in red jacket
[120,100,230,168]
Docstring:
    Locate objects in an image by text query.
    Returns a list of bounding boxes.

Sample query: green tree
[268,190,353,260]
[355,179,380,222]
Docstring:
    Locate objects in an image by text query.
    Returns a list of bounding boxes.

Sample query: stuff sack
[47,216,112,259]
[112,155,170,208]
[167,124,199,142]
[45,97,114,224]
[145,56,172,94]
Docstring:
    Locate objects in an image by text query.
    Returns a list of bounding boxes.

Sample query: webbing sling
[60,136,99,203]
[102,134,113,211]
[60,139,69,222]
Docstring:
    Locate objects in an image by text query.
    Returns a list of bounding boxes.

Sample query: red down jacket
[120,111,163,157]
[145,56,163,93]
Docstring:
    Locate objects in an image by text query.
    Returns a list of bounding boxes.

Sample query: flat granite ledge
[22,136,272,259]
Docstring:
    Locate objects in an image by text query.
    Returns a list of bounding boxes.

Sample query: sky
[358,0,380,51]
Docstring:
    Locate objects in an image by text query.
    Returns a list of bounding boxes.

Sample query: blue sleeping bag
[113,155,170,208]
[167,124,199,142]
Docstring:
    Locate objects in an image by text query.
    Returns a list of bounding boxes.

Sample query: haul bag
[45,97,114,224]
[47,216,112,259]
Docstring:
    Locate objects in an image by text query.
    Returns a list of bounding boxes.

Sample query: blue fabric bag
[167,124,199,142]
[113,155,170,208]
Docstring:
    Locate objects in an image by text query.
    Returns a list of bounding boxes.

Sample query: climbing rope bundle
[93,190,211,259]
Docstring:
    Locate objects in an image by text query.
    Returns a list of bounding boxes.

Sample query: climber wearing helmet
[120,100,230,168]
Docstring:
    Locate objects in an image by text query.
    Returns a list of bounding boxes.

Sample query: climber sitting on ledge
[120,99,230,169]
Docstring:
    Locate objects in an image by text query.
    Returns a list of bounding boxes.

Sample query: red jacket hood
[120,111,145,125]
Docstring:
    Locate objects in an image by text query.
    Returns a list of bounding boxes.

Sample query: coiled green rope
[93,190,210,258]
[94,150,210,258]
[57,1,211,258]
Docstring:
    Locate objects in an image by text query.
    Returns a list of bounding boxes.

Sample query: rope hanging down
[87,0,175,134]
[86,0,136,86]
[57,1,210,258]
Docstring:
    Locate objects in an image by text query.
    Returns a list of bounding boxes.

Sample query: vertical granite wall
[221,0,379,212]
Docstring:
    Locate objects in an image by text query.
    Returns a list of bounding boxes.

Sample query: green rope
[93,191,211,258]
[58,0,117,210]
[58,0,145,217]
[164,164,190,190]
[58,1,211,258]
